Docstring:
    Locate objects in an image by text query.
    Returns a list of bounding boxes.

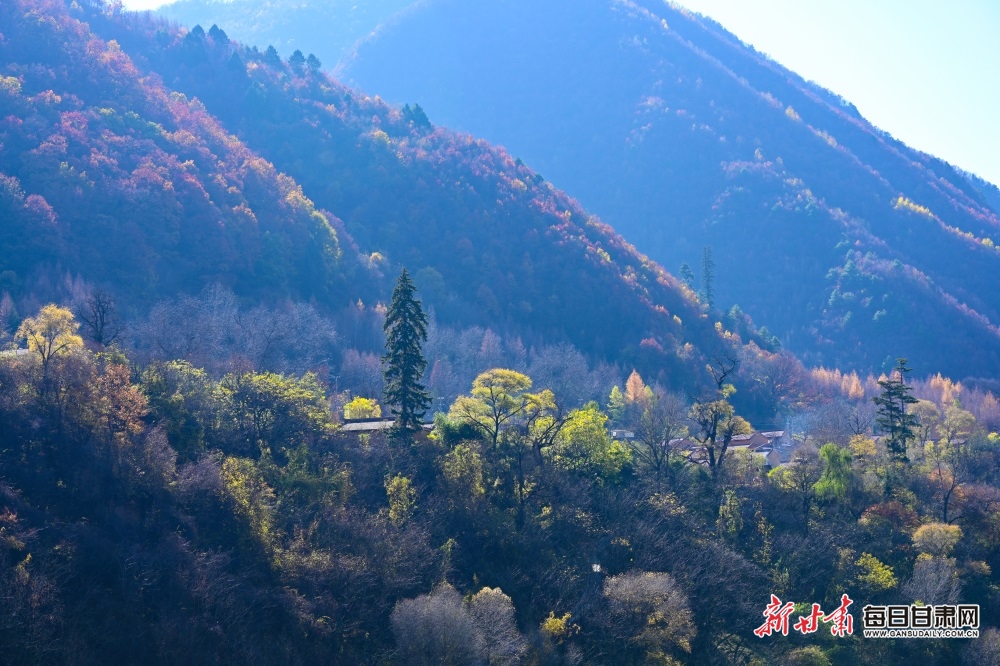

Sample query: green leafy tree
[913,523,962,557]
[813,443,853,501]
[385,473,417,525]
[449,369,535,451]
[449,369,566,524]
[912,399,942,446]
[716,489,743,543]
[606,385,626,424]
[940,404,977,443]
[382,269,431,437]
[141,360,219,461]
[548,403,630,482]
[263,44,282,66]
[855,552,898,594]
[221,456,279,554]
[440,443,485,509]
[768,444,822,530]
[222,371,333,460]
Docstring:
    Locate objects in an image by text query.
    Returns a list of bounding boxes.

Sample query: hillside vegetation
[4,2,1000,665]
[341,0,1000,380]
[0,0,786,393]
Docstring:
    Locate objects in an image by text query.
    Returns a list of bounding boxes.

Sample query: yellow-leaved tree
[15,304,83,373]
[343,396,382,420]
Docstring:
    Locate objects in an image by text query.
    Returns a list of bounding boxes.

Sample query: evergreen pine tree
[383,269,431,437]
[873,358,919,462]
[678,262,695,289]
[700,246,715,310]
[264,45,282,66]
[289,49,306,74]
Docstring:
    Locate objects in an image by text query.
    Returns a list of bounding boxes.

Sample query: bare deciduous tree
[628,388,688,492]
[468,587,526,665]
[902,557,961,606]
[391,583,484,665]
[79,288,124,346]
[603,570,695,658]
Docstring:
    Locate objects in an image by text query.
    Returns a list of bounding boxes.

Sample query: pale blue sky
[673,0,999,186]
[121,0,999,185]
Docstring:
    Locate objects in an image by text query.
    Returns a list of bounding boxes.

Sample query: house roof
[339,419,435,432]
[340,419,396,432]
[730,432,770,448]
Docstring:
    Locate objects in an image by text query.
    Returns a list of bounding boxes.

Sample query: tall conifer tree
[383,269,431,437]
[874,358,919,462]
[700,246,715,310]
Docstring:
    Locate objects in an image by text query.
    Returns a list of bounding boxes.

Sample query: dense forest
[5,286,1000,663]
[339,0,1000,381]
[3,0,1000,664]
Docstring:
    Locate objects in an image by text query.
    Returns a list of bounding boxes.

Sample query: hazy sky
[120,0,999,185]
[120,0,166,9]
[673,0,999,186]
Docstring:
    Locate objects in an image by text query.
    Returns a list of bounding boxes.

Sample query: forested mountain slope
[0,0,361,306]
[0,0,775,392]
[6,4,1000,666]
[339,0,1000,380]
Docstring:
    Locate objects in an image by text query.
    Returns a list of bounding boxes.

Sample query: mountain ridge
[0,0,783,397]
[339,0,1000,380]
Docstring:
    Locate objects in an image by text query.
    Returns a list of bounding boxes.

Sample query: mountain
[8,5,1000,666]
[335,0,1000,381]
[0,0,776,395]
[156,0,414,67]
[0,0,361,307]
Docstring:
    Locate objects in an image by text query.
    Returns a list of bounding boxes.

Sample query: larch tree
[382,269,431,438]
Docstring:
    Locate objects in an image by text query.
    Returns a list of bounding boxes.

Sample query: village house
[670,431,785,469]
